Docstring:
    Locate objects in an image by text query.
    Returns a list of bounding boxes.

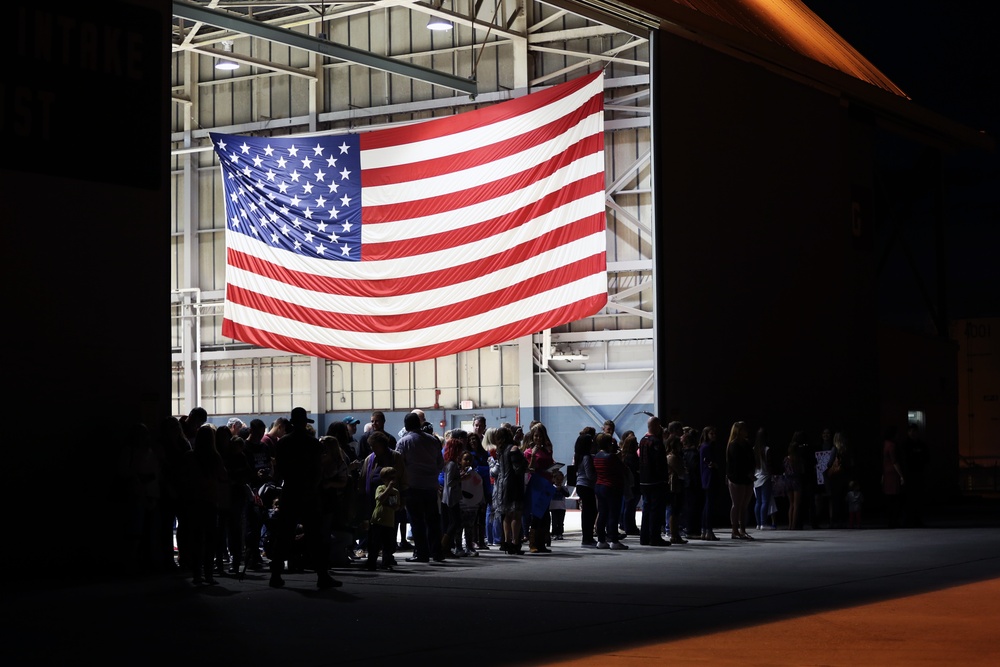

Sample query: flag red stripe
[364,173,605,260]
[227,211,604,297]
[361,93,603,187]
[222,292,608,364]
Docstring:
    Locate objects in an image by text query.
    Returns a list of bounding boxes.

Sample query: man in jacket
[396,411,445,562]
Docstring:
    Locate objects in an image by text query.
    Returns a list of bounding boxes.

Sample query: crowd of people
[106,407,931,585]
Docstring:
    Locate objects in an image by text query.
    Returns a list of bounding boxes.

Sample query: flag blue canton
[212,133,363,262]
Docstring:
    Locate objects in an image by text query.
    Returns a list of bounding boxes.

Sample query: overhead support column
[311,357,326,428]
[509,0,530,90]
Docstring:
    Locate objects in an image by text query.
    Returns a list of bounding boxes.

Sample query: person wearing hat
[342,416,361,459]
[268,407,342,589]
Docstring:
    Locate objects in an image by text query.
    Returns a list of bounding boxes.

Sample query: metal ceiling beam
[188,44,318,79]
[172,0,478,95]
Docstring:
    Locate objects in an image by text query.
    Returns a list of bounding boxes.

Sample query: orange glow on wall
[667,0,909,97]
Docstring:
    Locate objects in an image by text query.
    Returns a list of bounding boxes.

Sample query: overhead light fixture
[427,0,453,31]
[215,40,239,70]
[550,348,589,361]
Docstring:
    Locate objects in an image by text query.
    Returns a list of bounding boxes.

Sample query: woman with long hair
[826,432,851,528]
[573,427,598,548]
[466,431,492,550]
[618,430,641,535]
[665,434,688,544]
[525,423,555,552]
[726,421,755,540]
[491,426,527,554]
[440,437,465,555]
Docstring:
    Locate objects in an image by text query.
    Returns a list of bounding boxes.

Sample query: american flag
[211,71,608,363]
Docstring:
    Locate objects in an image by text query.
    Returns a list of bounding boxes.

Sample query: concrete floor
[6,503,1000,666]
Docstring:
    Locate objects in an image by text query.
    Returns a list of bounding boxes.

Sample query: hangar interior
[170,0,659,446]
[167,0,993,472]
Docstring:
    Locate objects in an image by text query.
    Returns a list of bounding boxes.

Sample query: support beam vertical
[647,29,660,416]
[518,334,535,424]
[182,50,201,413]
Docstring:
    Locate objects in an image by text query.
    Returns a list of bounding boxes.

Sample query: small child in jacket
[366,467,400,570]
[549,470,571,541]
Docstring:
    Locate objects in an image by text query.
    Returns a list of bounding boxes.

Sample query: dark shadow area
[5,498,998,666]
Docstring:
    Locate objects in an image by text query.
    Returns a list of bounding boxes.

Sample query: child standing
[846,480,864,529]
[549,469,571,541]
[458,452,484,556]
[365,467,400,571]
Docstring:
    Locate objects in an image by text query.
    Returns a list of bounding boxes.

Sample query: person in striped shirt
[593,432,628,550]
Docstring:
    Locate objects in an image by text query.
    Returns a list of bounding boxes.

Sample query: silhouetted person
[260,417,289,451]
[220,435,253,574]
[639,416,670,546]
[180,424,227,585]
[158,416,190,571]
[268,407,341,589]
[179,406,208,447]
[698,425,723,540]
[796,431,820,528]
